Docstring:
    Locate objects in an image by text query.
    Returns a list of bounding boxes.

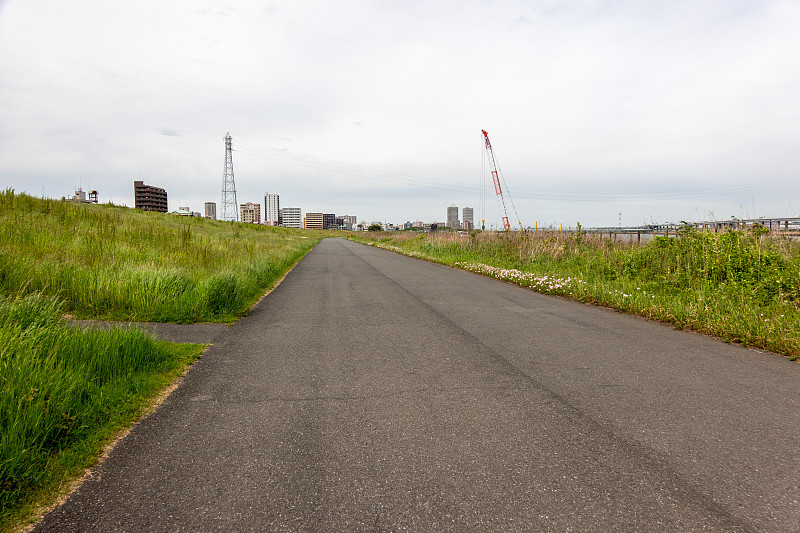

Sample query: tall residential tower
[462,207,474,230]
[265,193,280,226]
[447,204,459,229]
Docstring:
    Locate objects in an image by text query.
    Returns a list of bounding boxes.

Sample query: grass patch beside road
[0,190,331,323]
[0,294,205,531]
[349,229,800,358]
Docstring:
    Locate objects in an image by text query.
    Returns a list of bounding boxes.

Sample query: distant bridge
[587,216,800,236]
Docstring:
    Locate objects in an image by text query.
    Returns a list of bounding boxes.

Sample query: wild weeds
[0,190,329,322]
[0,293,204,527]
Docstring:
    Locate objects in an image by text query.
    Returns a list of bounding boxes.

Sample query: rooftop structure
[69,187,98,204]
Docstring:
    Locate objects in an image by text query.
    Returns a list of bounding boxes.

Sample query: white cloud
[0,0,798,225]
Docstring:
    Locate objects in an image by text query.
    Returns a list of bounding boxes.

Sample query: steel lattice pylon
[221,132,238,221]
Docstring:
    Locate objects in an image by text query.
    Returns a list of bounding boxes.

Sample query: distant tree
[430,223,438,232]
[368,224,382,232]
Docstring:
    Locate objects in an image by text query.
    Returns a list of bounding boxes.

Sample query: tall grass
[0,190,331,322]
[350,229,800,357]
[0,293,203,529]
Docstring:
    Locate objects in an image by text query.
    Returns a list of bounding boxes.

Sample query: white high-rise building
[280,207,302,228]
[265,193,280,226]
[462,206,474,230]
[462,207,473,225]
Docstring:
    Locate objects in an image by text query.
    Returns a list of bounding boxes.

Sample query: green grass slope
[0,190,331,323]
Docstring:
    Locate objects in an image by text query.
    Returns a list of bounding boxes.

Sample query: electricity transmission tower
[221,132,238,221]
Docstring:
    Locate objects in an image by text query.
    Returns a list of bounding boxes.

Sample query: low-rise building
[305,212,324,229]
[170,207,201,217]
[336,215,357,231]
[280,207,302,228]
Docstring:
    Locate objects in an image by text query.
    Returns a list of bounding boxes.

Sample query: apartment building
[447,204,459,229]
[336,215,357,230]
[134,180,168,213]
[240,202,261,224]
[280,207,302,228]
[265,193,280,226]
[462,207,474,227]
[305,212,323,229]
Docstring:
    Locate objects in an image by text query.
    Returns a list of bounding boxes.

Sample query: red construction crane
[481,129,522,231]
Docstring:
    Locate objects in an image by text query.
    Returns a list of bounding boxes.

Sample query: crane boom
[482,129,512,231]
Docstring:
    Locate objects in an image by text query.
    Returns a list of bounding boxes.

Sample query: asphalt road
[33,238,799,532]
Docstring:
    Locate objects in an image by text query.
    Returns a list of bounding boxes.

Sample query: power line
[235,140,476,195]
[233,138,797,203]
[510,174,799,202]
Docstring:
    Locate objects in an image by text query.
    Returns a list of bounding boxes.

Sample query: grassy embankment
[349,228,800,358]
[0,190,331,323]
[0,191,332,530]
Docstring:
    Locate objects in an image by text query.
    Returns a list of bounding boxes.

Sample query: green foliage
[0,293,204,528]
[368,224,382,232]
[0,190,329,322]
[349,228,800,358]
[618,229,799,305]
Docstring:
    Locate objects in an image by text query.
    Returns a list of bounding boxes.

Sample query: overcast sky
[1,0,798,228]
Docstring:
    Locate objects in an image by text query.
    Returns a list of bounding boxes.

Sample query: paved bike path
[33,238,799,531]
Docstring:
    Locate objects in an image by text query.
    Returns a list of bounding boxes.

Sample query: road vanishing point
[34,238,799,532]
